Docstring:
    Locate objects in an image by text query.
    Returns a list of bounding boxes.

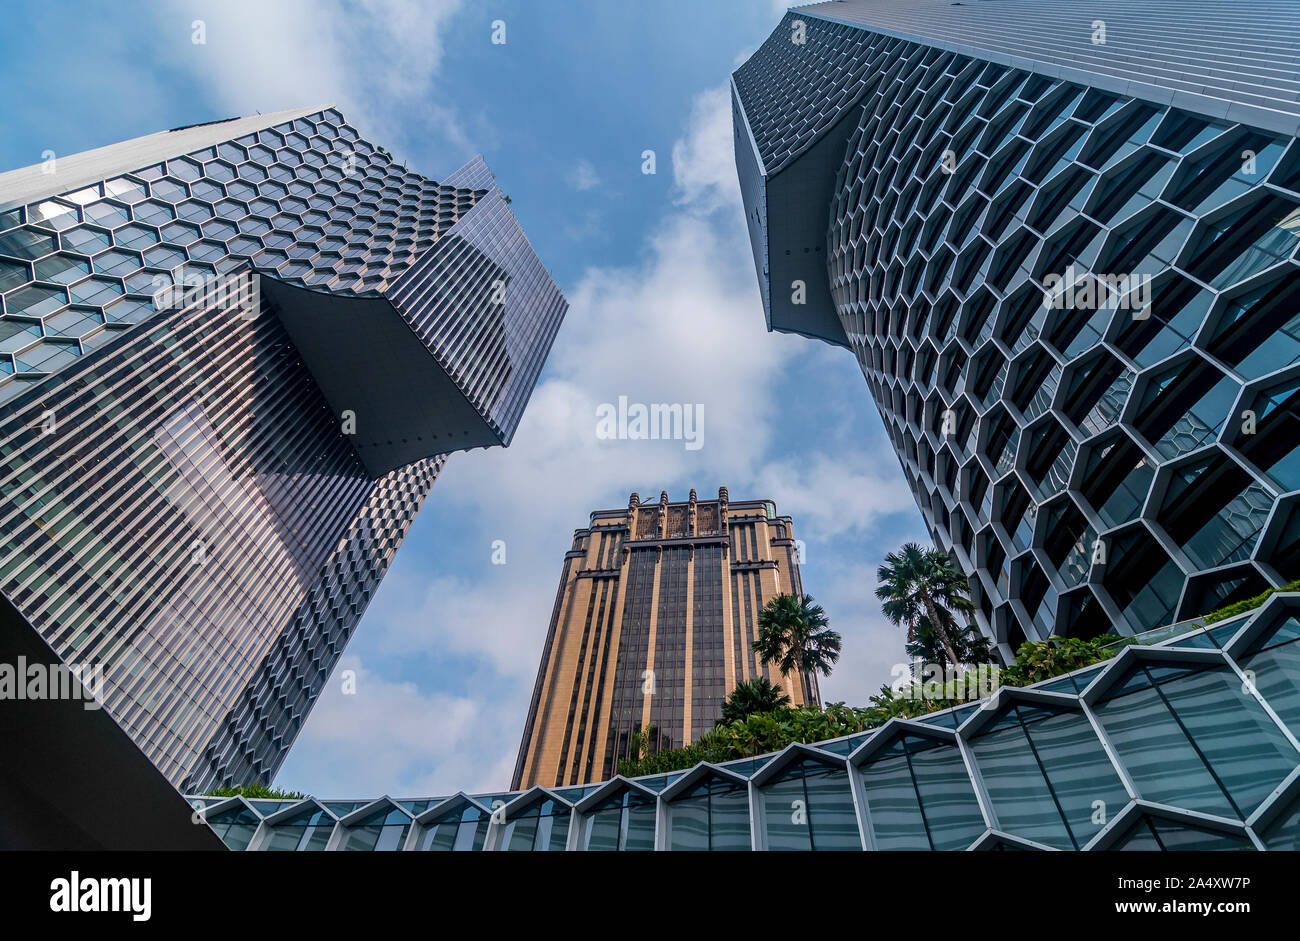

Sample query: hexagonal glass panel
[5,283,67,318]
[33,253,91,285]
[0,227,58,260]
[68,276,124,307]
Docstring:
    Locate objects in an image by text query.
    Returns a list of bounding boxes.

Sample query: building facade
[512,488,818,789]
[733,1,1300,661]
[192,594,1300,851]
[0,107,566,791]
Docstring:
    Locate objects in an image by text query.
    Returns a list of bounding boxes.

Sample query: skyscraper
[0,106,566,792]
[513,488,818,789]
[734,1,1300,660]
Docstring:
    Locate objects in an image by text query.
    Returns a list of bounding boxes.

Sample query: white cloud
[567,158,601,191]
[152,0,471,158]
[672,84,741,214]
[752,452,915,543]
[278,656,520,795]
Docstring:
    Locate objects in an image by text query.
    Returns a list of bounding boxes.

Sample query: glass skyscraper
[733,0,1300,660]
[0,106,566,792]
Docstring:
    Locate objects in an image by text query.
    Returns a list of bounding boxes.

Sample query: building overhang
[261,276,502,478]
[732,80,853,351]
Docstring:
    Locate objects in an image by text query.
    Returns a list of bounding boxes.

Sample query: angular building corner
[734,0,1300,661]
[0,105,567,803]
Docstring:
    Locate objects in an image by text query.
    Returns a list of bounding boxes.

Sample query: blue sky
[0,0,930,796]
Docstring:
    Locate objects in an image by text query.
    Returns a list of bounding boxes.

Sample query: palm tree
[906,618,992,668]
[719,676,791,725]
[753,593,842,701]
[876,542,985,668]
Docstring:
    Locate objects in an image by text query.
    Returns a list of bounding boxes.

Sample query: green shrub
[999,634,1122,687]
[205,783,307,800]
[1203,579,1300,624]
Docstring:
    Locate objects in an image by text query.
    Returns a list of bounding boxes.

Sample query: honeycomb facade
[734,3,1300,659]
[192,597,1300,851]
[0,107,566,790]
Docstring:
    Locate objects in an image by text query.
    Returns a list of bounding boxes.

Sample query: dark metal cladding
[735,2,1300,660]
[0,107,567,790]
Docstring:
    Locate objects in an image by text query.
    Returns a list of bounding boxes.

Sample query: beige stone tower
[512,488,817,789]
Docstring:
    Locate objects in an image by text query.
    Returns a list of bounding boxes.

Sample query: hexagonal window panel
[1181,194,1300,291]
[176,199,214,223]
[0,227,58,260]
[1156,453,1271,571]
[81,200,131,229]
[27,199,81,231]
[225,181,258,203]
[238,162,269,184]
[212,199,247,221]
[103,177,148,204]
[203,219,238,241]
[44,306,106,338]
[14,337,80,373]
[5,283,67,318]
[142,245,187,270]
[59,225,112,255]
[133,200,176,226]
[160,220,202,246]
[92,248,144,277]
[204,159,237,183]
[278,259,312,280]
[102,296,156,324]
[1130,355,1239,460]
[69,276,124,307]
[150,178,189,203]
[167,157,204,182]
[226,235,262,256]
[113,224,160,251]
[124,269,169,295]
[0,258,31,293]
[134,163,165,183]
[271,212,302,232]
[0,319,42,354]
[33,253,91,285]
[1099,525,1185,630]
[191,180,225,202]
[188,240,227,263]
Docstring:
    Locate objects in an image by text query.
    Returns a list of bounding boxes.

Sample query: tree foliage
[877,543,989,669]
[753,593,841,700]
[719,676,790,725]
